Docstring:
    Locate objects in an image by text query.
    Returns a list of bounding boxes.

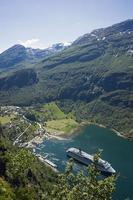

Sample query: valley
[0,20,133,139]
[0,19,133,200]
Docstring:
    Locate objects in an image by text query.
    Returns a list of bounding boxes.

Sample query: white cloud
[18,38,46,49]
[18,38,72,49]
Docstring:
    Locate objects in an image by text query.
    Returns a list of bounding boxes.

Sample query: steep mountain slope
[0,45,27,69]
[0,43,70,70]
[0,127,57,200]
[73,19,133,45]
[0,19,133,137]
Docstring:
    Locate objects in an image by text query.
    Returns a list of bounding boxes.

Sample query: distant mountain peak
[11,44,25,48]
[1,44,25,54]
[0,41,71,69]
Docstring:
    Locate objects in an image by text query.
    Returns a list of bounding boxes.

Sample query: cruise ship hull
[66,148,116,175]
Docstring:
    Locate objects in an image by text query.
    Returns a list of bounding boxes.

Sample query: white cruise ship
[66,147,116,175]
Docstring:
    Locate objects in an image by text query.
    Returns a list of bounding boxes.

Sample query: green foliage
[6,149,35,180]
[14,187,36,200]
[0,135,57,200]
[25,110,42,122]
[50,158,116,200]
[0,178,14,200]
[0,68,38,90]
[42,102,66,121]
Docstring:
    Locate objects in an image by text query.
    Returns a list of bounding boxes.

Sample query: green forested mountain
[0,19,133,137]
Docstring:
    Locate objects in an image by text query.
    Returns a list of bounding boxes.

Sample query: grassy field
[0,115,14,124]
[45,118,79,135]
[42,102,66,120]
[42,102,79,135]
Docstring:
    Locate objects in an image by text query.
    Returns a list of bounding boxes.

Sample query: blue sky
[0,0,133,52]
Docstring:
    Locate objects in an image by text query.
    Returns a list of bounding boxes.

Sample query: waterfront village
[0,104,78,170]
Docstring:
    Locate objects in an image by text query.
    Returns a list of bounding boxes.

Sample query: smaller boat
[66,147,116,175]
[36,154,57,168]
[44,159,57,168]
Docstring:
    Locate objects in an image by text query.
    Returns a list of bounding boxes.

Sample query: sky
[0,0,133,52]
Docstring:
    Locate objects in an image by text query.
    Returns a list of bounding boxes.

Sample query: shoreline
[111,128,126,138]
[24,121,131,150]
[25,129,71,149]
[79,121,128,139]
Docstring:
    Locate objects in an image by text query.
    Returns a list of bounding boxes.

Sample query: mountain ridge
[0,42,71,69]
[73,19,133,45]
[0,19,133,138]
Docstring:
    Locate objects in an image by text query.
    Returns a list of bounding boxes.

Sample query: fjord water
[36,125,133,200]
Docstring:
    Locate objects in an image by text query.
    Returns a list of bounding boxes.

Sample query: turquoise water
[36,125,133,200]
